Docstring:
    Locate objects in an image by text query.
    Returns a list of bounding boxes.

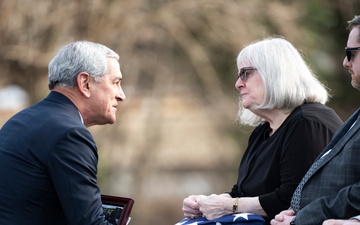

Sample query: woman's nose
[235,78,245,91]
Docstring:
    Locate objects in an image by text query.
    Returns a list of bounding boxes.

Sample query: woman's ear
[77,72,91,98]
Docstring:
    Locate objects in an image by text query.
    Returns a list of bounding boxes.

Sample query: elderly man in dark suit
[271,14,360,225]
[0,41,126,225]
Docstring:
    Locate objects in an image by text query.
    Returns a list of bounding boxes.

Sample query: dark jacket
[229,103,343,223]
[0,91,111,225]
[294,109,360,225]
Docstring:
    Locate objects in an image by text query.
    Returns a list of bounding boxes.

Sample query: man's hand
[271,209,295,225]
[323,219,360,225]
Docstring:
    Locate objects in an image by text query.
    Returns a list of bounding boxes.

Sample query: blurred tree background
[0,0,359,224]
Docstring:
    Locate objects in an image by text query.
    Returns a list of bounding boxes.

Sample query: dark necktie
[290,156,324,212]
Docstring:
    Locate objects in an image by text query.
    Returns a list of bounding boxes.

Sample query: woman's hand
[197,194,233,220]
[182,195,205,219]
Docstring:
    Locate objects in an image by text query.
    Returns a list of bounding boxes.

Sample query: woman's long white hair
[236,37,329,126]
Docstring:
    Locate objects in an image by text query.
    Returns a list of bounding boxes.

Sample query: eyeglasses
[345,47,360,62]
[237,67,257,81]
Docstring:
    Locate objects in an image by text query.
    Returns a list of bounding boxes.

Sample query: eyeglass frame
[345,47,360,62]
[237,67,257,81]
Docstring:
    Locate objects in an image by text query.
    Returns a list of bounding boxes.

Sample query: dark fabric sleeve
[295,181,360,225]
[258,117,339,219]
[228,184,240,197]
[48,127,112,225]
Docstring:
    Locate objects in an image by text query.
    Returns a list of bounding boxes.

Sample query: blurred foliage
[0,0,358,118]
[0,0,359,225]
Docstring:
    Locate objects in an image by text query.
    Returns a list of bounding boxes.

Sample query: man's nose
[117,87,126,101]
[343,56,351,68]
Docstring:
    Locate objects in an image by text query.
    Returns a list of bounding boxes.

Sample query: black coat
[0,91,111,225]
[229,103,343,223]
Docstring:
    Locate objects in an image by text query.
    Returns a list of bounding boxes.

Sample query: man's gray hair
[48,41,119,90]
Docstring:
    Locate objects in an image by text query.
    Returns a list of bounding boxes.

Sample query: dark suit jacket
[0,91,112,225]
[294,109,360,225]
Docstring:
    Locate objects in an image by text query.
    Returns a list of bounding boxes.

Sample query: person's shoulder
[295,102,343,128]
[39,92,84,124]
[298,103,340,118]
[31,97,86,135]
[298,102,332,111]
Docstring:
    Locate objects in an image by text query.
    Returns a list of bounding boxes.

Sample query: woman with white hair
[182,37,343,224]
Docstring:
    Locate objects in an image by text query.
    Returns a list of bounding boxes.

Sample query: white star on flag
[233,213,251,221]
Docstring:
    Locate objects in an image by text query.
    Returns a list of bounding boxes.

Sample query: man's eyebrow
[113,76,122,81]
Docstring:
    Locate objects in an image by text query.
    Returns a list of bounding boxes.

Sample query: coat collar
[44,91,82,123]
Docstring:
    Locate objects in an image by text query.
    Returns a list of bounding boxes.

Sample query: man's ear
[77,72,91,98]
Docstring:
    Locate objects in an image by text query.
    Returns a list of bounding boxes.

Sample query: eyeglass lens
[238,67,257,81]
[345,47,360,62]
[346,50,353,62]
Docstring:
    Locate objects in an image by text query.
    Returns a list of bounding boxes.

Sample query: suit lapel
[314,109,360,170]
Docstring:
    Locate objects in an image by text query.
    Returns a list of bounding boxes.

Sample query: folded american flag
[175,213,265,225]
